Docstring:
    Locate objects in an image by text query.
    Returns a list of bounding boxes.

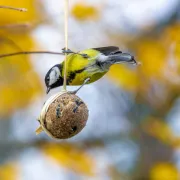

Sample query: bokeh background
[0,0,180,179]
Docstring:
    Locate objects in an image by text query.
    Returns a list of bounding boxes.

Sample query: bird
[45,46,137,93]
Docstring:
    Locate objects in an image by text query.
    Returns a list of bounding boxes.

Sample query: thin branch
[0,51,64,59]
[0,23,31,30]
[0,6,27,12]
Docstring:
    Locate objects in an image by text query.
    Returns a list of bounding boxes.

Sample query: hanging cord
[63,0,69,91]
[0,6,27,12]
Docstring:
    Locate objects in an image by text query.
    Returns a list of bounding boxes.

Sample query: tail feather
[108,53,137,65]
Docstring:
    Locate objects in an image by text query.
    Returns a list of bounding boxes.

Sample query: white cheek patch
[49,67,60,86]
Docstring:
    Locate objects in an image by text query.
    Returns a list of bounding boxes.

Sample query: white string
[63,0,69,91]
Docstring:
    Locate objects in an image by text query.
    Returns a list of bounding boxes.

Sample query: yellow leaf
[143,118,173,145]
[42,143,95,176]
[71,2,99,21]
[135,39,167,78]
[107,64,139,91]
[143,118,180,148]
[0,162,18,180]
[150,163,179,180]
[164,23,180,44]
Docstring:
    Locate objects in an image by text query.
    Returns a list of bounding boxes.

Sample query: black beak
[46,87,51,94]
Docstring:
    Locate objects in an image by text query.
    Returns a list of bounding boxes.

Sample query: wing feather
[93,46,120,55]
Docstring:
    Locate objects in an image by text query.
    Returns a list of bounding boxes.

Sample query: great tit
[45,46,137,93]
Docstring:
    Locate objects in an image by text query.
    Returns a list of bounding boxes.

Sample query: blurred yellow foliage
[0,163,18,180]
[0,33,43,117]
[135,39,167,79]
[174,43,180,67]
[108,27,180,98]
[43,143,95,176]
[143,118,180,148]
[164,23,180,44]
[107,23,180,95]
[0,0,42,27]
[162,24,180,84]
[143,118,173,144]
[150,163,179,180]
[0,0,44,117]
[71,2,99,21]
[107,39,168,92]
[107,64,139,91]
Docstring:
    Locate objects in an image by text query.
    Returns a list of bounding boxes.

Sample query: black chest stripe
[67,68,85,84]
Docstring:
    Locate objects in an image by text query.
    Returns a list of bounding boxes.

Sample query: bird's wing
[93,46,121,55]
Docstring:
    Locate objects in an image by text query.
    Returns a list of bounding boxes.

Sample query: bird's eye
[46,77,50,82]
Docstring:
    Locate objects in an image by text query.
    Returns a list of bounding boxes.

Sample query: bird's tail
[108,52,137,65]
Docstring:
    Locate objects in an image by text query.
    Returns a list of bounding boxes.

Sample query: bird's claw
[68,78,90,94]
[68,90,77,94]
[62,47,89,58]
[62,48,74,54]
[80,53,89,58]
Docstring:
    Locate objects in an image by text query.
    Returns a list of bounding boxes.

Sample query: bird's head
[45,64,63,94]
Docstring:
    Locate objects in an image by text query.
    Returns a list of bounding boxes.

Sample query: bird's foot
[78,53,89,58]
[62,47,89,58]
[68,78,90,94]
[62,48,74,54]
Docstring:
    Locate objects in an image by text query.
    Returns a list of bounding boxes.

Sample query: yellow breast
[69,71,106,85]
